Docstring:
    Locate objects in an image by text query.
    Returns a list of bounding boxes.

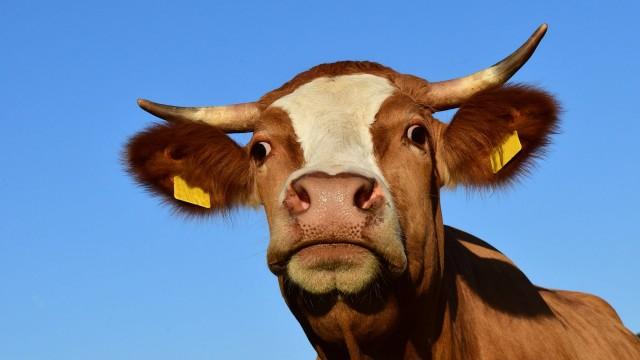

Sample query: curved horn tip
[136,98,169,117]
[137,98,154,110]
[136,98,162,110]
[533,23,548,38]
[538,23,548,32]
[136,98,175,121]
[137,98,146,107]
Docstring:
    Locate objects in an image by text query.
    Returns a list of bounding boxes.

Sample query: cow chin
[286,244,381,295]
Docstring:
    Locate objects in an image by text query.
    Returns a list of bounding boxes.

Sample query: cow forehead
[271,74,396,175]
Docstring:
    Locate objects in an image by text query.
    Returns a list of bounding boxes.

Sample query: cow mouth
[269,238,391,273]
[282,240,383,295]
[268,235,407,296]
[290,242,374,269]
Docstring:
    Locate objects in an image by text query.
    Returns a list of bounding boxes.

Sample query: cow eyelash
[250,141,272,164]
[406,124,428,146]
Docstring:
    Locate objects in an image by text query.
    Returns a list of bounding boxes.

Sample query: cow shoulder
[443,225,554,317]
[443,226,640,358]
[540,289,640,358]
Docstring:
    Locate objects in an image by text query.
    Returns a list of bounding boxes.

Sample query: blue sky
[1,0,638,358]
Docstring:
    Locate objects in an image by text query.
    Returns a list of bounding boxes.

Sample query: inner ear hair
[441,84,560,189]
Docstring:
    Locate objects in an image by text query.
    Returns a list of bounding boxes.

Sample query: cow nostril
[286,173,383,214]
[354,180,375,210]
[293,182,311,207]
[284,181,311,215]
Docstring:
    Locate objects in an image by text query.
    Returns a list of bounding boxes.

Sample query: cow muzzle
[284,171,385,221]
[269,171,407,295]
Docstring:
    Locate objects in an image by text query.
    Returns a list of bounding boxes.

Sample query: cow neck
[400,194,451,359]
[285,198,450,359]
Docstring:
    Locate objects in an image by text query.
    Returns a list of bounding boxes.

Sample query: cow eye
[250,141,271,163]
[406,125,427,146]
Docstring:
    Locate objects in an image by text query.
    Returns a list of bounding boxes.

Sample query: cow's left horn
[137,99,260,133]
[426,24,548,111]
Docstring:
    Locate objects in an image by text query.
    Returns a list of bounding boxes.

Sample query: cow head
[126,25,558,352]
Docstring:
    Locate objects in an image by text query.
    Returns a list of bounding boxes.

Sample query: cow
[125,24,640,359]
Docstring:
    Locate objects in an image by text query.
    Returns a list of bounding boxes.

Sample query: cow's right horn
[137,99,260,133]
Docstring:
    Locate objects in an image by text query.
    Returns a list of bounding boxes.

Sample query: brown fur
[439,84,560,188]
[125,121,257,215]
[124,61,640,359]
[434,227,640,360]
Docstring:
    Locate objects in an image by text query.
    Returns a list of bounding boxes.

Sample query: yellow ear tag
[173,175,211,208]
[490,131,522,173]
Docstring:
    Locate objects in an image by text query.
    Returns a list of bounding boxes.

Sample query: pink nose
[283,172,385,216]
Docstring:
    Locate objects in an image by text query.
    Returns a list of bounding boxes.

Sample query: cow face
[126,67,558,292]
[251,70,560,299]
[125,24,558,344]
[259,74,405,296]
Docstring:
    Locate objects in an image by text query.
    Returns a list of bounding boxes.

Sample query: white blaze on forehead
[271,74,396,177]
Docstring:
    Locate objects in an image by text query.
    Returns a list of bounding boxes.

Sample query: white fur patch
[271,74,396,180]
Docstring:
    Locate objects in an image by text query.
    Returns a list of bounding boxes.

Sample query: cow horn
[137,99,260,133]
[427,24,548,111]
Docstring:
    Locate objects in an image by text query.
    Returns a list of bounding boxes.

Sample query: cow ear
[125,122,258,215]
[436,84,560,189]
